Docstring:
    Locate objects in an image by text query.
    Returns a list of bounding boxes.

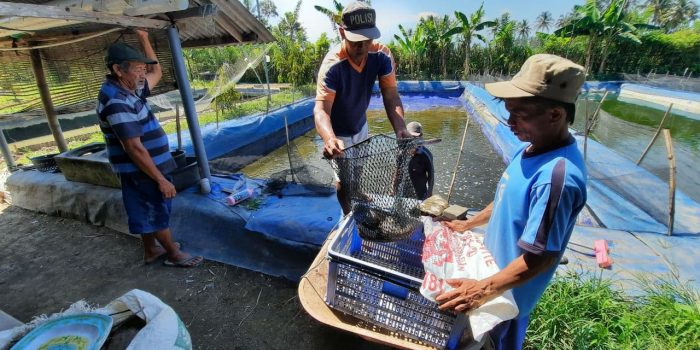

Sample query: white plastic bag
[420,217,519,341]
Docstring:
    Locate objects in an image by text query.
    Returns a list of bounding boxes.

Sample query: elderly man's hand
[134,28,149,38]
[436,279,494,312]
[442,219,476,232]
[323,137,345,159]
[158,178,177,199]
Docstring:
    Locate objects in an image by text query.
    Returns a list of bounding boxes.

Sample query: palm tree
[646,0,673,26]
[662,0,699,31]
[536,11,553,32]
[516,19,531,41]
[444,3,497,78]
[314,1,344,41]
[277,0,305,43]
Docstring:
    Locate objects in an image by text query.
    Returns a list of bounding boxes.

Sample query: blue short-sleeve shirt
[485,135,587,316]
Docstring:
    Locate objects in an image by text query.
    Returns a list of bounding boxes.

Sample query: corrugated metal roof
[0,0,274,49]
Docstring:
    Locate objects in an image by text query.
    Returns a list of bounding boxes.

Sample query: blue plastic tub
[326,216,472,349]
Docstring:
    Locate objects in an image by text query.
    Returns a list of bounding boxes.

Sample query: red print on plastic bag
[422,224,453,267]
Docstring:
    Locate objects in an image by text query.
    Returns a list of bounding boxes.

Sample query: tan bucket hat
[485,54,585,104]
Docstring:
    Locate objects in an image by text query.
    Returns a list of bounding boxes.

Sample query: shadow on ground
[0,204,389,349]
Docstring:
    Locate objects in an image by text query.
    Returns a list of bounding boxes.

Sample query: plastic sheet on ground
[5,171,340,280]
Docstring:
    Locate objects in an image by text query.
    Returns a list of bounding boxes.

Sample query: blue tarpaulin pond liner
[463,83,700,236]
[5,81,698,289]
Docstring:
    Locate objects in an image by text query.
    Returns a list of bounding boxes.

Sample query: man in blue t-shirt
[437,54,588,349]
[314,1,410,214]
[97,30,202,267]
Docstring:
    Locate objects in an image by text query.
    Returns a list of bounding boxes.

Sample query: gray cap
[407,121,423,137]
[106,42,157,67]
[341,1,381,42]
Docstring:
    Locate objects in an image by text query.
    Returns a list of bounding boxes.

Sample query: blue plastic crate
[326,216,472,349]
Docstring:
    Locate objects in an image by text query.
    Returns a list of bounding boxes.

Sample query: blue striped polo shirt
[96,78,176,175]
[316,42,397,137]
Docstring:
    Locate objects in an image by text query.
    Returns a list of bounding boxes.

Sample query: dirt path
[0,203,388,349]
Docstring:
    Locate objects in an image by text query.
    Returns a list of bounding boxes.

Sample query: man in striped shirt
[314,1,411,214]
[97,29,202,267]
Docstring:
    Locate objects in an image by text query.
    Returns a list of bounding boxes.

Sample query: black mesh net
[332,134,422,242]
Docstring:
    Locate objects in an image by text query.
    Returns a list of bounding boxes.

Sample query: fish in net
[332,134,422,242]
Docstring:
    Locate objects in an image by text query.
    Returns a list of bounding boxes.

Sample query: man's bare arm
[314,99,344,158]
[443,202,494,231]
[436,251,558,312]
[121,137,175,198]
[381,86,410,138]
[135,29,162,89]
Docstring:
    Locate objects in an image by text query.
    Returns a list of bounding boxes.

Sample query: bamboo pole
[29,48,68,152]
[662,129,676,236]
[447,115,470,203]
[587,91,609,135]
[636,103,673,165]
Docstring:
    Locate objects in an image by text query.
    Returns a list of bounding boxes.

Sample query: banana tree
[556,0,649,74]
[393,24,426,77]
[419,15,453,77]
[444,3,496,78]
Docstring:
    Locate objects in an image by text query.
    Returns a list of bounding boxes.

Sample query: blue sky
[271,0,588,42]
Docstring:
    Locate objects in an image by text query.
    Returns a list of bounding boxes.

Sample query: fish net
[331,134,422,242]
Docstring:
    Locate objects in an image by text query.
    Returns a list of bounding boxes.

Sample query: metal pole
[167,25,211,193]
[29,48,68,152]
[283,115,296,183]
[0,129,16,169]
[662,129,676,236]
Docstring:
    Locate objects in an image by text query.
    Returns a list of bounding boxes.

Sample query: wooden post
[0,128,15,169]
[636,103,673,165]
[447,115,470,203]
[662,129,676,236]
[587,91,609,135]
[29,48,68,152]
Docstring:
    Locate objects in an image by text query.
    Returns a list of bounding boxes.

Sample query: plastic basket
[30,153,60,172]
[326,216,472,349]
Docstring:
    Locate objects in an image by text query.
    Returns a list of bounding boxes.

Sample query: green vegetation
[8,87,313,167]
[601,98,700,146]
[526,270,700,350]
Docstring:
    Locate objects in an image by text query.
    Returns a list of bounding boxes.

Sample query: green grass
[161,89,311,135]
[525,270,700,350]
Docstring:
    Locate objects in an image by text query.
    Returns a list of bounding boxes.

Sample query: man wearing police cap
[314,1,411,214]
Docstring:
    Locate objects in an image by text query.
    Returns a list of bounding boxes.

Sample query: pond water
[574,93,700,203]
[241,94,506,209]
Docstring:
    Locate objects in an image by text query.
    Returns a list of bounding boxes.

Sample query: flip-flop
[163,255,203,268]
[144,242,182,265]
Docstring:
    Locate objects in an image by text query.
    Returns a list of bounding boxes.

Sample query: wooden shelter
[0,0,273,191]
